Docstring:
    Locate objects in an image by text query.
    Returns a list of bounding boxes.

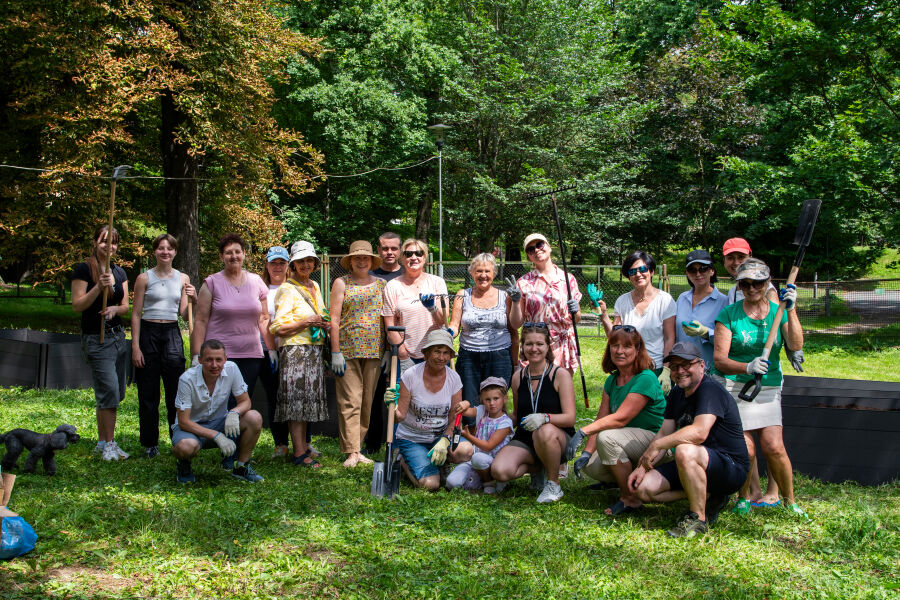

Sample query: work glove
[520,413,547,432]
[383,385,399,406]
[427,436,451,466]
[310,326,325,343]
[746,357,770,375]
[267,349,278,371]
[419,293,437,312]
[446,328,455,338]
[213,432,236,457]
[566,429,586,461]
[380,350,391,374]
[224,410,241,438]
[586,284,603,308]
[779,284,797,311]
[658,366,672,395]
[191,354,199,367]
[567,298,579,315]
[681,320,709,339]
[786,348,805,373]
[505,276,522,302]
[573,451,591,479]
[331,351,346,376]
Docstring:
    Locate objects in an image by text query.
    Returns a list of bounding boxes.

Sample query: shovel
[739,198,822,401]
[371,326,405,498]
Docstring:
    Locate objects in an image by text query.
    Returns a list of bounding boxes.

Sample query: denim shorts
[81,327,128,410]
[395,436,440,480]
[656,446,749,496]
[171,414,239,449]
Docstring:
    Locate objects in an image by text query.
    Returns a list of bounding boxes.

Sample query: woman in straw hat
[329,241,387,467]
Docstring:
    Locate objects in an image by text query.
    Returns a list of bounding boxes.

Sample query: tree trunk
[160,90,200,285]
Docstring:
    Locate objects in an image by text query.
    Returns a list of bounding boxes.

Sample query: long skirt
[276,344,328,423]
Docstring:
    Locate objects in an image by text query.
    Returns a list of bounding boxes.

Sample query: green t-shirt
[602,369,666,432]
[712,300,788,386]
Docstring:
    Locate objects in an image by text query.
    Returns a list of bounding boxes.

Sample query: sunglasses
[525,240,547,255]
[738,279,767,290]
[686,264,712,275]
[669,360,701,373]
[626,265,650,277]
[612,324,637,333]
[402,250,425,258]
[523,322,548,329]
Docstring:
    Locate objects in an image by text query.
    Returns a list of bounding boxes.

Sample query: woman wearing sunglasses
[598,251,676,393]
[382,238,449,373]
[674,249,727,369]
[517,233,582,372]
[712,258,807,518]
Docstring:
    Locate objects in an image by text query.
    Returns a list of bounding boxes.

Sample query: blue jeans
[455,347,512,424]
[395,436,440,479]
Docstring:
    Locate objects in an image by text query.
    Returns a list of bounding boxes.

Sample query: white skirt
[717,376,783,431]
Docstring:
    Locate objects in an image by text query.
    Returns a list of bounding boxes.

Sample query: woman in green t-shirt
[566,325,666,515]
[712,258,807,518]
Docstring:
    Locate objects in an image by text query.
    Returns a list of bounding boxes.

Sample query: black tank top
[512,365,576,448]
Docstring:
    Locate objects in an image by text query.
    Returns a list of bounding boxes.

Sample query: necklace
[226,271,245,292]
[527,363,550,415]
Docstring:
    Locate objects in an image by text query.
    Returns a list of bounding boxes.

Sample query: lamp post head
[427,123,452,151]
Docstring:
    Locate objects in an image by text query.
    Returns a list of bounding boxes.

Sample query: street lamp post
[428,124,451,278]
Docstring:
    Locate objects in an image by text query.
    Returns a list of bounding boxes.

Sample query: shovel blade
[370,461,387,498]
[793,199,822,247]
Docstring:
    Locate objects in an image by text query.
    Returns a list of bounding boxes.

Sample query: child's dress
[446,406,513,490]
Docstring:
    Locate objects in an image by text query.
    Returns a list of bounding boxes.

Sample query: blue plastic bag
[0,516,37,560]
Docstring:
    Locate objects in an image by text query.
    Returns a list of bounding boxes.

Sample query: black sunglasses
[402,250,425,258]
[525,240,547,255]
[523,321,548,329]
[612,324,637,333]
[738,279,767,290]
[686,264,712,275]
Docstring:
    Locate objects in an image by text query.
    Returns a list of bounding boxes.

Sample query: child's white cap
[479,377,508,394]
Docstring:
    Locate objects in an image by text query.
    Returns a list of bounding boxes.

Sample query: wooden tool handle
[385,354,399,444]
[761,265,799,353]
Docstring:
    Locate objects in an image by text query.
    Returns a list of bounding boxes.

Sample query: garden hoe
[371,325,405,498]
[739,198,822,401]
[99,165,131,342]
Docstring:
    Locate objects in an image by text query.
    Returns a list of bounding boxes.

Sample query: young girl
[445,377,514,494]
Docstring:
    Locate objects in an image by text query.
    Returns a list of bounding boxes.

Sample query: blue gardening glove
[786,348,804,373]
[567,298,579,315]
[419,293,436,311]
[213,432,236,457]
[779,284,797,311]
[224,410,241,438]
[520,413,547,432]
[746,357,770,375]
[383,385,399,406]
[427,436,451,466]
[331,351,346,376]
[505,276,522,302]
[267,349,278,371]
[586,284,603,308]
[573,451,591,479]
[681,320,709,339]
[566,428,586,461]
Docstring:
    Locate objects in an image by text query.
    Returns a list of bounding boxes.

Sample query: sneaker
[221,454,236,471]
[93,441,108,455]
[705,493,731,526]
[176,459,195,484]
[272,445,289,459]
[101,443,120,462]
[144,446,160,459]
[232,462,264,483]
[667,512,708,538]
[110,441,130,460]
[536,480,564,504]
[788,503,810,521]
[732,497,752,515]
[530,467,547,492]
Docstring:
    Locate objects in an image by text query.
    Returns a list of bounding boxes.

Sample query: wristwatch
[543,413,550,424]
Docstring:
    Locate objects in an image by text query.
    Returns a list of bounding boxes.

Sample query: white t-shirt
[382,273,448,359]
[396,362,463,443]
[613,290,676,368]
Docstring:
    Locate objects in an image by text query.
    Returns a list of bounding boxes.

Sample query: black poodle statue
[0,425,80,475]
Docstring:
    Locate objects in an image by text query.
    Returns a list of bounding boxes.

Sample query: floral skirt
[276,344,328,423]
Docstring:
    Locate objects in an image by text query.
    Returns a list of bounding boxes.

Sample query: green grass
[857,246,900,279]
[1,384,898,599]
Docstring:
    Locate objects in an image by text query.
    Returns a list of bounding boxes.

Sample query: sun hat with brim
[664,342,703,363]
[266,246,289,263]
[421,329,456,357]
[722,237,752,256]
[685,249,713,267]
[523,233,549,252]
[735,257,770,281]
[479,376,508,394]
[289,240,320,269]
[340,240,382,271]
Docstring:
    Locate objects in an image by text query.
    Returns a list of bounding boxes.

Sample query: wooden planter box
[0,329,133,390]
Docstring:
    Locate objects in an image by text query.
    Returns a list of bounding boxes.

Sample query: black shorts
[656,446,749,496]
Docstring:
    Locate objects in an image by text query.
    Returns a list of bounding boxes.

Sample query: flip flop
[750,499,781,508]
[605,500,641,516]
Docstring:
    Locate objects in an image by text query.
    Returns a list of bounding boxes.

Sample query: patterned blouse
[518,267,583,371]
[338,276,386,359]
[270,279,327,347]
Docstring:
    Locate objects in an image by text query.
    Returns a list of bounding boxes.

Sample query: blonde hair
[401,238,428,255]
[468,253,497,277]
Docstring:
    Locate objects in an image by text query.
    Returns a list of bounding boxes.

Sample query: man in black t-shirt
[627,342,750,538]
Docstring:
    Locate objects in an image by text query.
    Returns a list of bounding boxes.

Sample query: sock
[95,440,108,450]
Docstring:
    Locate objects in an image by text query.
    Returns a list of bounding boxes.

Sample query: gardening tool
[185,283,194,334]
[99,165,131,343]
[371,325,405,498]
[739,198,822,401]
[450,412,463,451]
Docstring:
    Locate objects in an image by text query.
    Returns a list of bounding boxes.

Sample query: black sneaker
[221,454,236,471]
[705,493,731,526]
[144,446,160,459]
[176,459,195,484]
[232,462,264,483]
[667,512,708,538]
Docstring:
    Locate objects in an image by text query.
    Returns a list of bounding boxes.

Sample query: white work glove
[213,432,236,457]
[331,351,346,376]
[505,276,522,302]
[380,350,391,373]
[191,354,199,367]
[746,357,770,375]
[224,410,240,438]
[520,413,547,432]
[427,436,451,466]
[267,349,278,371]
[681,320,709,339]
[786,348,804,373]
[567,298,579,315]
[566,429,586,461]
[778,284,797,311]
[658,366,672,395]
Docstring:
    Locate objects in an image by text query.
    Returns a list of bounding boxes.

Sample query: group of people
[73,225,807,536]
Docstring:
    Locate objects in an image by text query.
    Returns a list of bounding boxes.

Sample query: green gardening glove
[586,284,603,308]
[383,384,400,406]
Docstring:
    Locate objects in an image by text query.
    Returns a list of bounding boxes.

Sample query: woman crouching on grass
[72,224,130,461]
[490,323,576,503]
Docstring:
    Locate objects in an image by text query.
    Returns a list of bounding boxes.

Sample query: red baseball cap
[722,237,751,255]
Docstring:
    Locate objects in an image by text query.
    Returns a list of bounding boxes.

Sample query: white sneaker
[111,441,130,460]
[537,480,564,504]
[93,442,107,455]
[101,443,120,462]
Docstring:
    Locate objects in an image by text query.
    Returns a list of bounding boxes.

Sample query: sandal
[732,497,752,515]
[605,500,641,516]
[292,450,321,468]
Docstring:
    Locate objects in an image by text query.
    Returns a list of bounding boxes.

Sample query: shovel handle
[738,374,762,402]
[385,353,398,445]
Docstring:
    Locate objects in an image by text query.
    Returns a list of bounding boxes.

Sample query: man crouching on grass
[628,342,749,537]
[171,339,264,484]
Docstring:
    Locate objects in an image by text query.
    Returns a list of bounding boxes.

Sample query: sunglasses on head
[612,324,637,333]
[626,265,650,277]
[738,279,767,290]
[525,240,547,255]
[686,264,712,275]
[402,250,425,258]
[523,322,548,329]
